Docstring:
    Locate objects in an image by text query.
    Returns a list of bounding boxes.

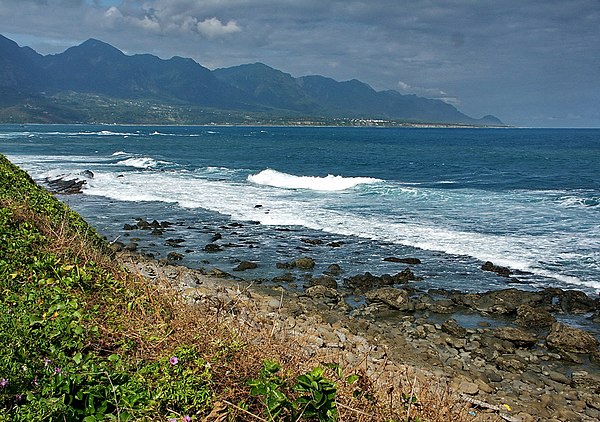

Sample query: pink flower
[169,356,178,365]
[0,379,8,388]
[183,417,191,422]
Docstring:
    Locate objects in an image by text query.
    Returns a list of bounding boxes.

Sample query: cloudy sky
[2,0,599,127]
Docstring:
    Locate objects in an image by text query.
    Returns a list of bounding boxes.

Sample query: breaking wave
[247,169,381,191]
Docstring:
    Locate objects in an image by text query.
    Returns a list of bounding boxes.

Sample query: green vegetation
[0,154,361,421]
[0,92,481,128]
[0,154,470,421]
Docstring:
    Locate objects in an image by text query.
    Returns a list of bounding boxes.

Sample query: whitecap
[247,169,381,191]
[116,157,159,169]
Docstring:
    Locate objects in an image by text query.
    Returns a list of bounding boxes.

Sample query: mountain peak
[65,38,125,58]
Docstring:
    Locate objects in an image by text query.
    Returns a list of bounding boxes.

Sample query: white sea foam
[111,151,129,156]
[247,169,381,191]
[116,157,160,169]
[79,169,600,291]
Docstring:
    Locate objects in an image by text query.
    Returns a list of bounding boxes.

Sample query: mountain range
[0,34,502,126]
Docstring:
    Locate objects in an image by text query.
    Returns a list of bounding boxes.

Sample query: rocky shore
[116,242,600,422]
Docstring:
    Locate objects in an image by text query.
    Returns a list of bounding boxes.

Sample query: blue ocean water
[1,125,599,294]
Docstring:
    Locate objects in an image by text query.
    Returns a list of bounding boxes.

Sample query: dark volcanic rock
[515,304,556,328]
[165,238,186,247]
[272,272,295,283]
[301,238,324,246]
[204,243,223,253]
[308,275,338,289]
[233,261,258,271]
[45,176,86,194]
[123,223,137,230]
[276,257,316,270]
[346,272,389,291]
[136,219,150,229]
[393,268,422,282]
[546,322,600,354]
[167,252,184,261]
[211,233,222,242]
[481,261,512,277]
[323,264,342,276]
[345,268,421,293]
[383,257,422,265]
[293,257,316,269]
[556,289,597,314]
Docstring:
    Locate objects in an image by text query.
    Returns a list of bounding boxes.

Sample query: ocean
[1,125,599,296]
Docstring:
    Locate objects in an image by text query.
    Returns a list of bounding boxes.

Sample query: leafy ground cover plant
[1,154,471,421]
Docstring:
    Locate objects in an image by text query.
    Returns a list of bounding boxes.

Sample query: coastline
[118,247,600,422]
[2,151,600,421]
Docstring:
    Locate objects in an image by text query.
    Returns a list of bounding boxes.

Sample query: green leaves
[249,361,341,421]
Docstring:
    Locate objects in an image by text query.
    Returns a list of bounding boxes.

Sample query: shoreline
[118,247,600,421]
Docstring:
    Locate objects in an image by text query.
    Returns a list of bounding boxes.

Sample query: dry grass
[6,197,476,421]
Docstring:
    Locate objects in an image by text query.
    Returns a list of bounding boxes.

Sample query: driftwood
[460,393,521,422]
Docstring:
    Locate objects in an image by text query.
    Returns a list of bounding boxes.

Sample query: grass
[0,153,472,421]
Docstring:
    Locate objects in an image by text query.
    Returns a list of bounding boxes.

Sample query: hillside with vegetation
[0,154,470,421]
[0,34,503,127]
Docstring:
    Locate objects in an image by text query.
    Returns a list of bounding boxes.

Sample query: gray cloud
[1,0,599,126]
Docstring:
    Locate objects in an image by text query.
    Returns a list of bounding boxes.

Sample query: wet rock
[323,264,342,276]
[441,318,468,338]
[211,233,222,242]
[293,257,316,269]
[383,257,422,265]
[308,275,338,289]
[305,285,339,302]
[166,238,185,247]
[204,244,223,253]
[546,322,599,354]
[346,272,389,291]
[149,220,161,229]
[481,261,512,277]
[365,287,411,311]
[327,241,343,247]
[424,297,455,313]
[393,267,423,282]
[557,289,597,313]
[233,261,258,271]
[493,327,537,348]
[272,272,295,283]
[81,170,94,179]
[515,304,556,328]
[160,221,173,228]
[136,219,150,229]
[45,176,87,194]
[123,223,137,230]
[167,252,184,261]
[151,229,164,236]
[124,242,138,252]
[205,268,231,278]
[301,238,324,246]
[457,288,544,315]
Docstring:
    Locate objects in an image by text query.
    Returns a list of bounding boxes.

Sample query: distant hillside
[0,34,503,126]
